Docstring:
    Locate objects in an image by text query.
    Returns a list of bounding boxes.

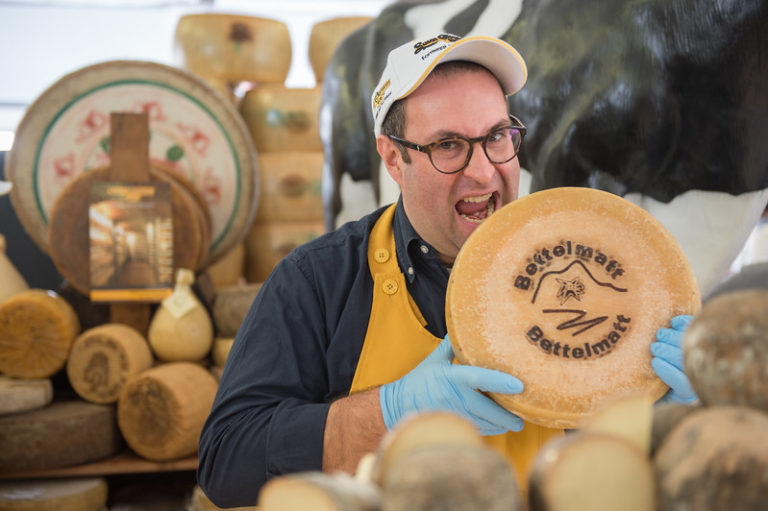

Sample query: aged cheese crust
[446,187,700,428]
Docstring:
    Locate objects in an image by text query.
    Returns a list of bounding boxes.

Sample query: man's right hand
[379,335,525,435]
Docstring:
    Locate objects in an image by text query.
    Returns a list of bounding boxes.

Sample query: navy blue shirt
[197,198,451,507]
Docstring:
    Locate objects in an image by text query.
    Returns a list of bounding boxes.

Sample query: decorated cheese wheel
[0,233,29,303]
[240,85,323,153]
[66,323,153,404]
[5,60,258,266]
[0,400,122,472]
[308,17,373,83]
[0,477,108,511]
[244,220,326,283]
[0,376,53,416]
[255,152,324,221]
[446,187,701,428]
[0,289,80,379]
[117,361,218,461]
[174,13,291,84]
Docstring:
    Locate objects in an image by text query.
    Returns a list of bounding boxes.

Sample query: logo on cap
[413,34,461,54]
[373,79,391,111]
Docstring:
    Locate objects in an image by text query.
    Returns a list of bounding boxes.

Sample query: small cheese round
[446,187,700,428]
[0,376,52,416]
[0,477,107,511]
[66,323,154,404]
[0,289,80,379]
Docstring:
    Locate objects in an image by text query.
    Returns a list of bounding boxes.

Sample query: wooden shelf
[0,450,198,480]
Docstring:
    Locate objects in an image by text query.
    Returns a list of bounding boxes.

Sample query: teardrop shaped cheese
[0,289,80,379]
[66,323,154,404]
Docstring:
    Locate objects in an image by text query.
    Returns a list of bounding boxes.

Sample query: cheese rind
[0,289,80,379]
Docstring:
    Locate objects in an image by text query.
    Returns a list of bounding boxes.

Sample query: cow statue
[319,0,768,298]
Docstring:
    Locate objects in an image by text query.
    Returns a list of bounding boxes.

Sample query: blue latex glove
[380,335,524,435]
[651,315,698,404]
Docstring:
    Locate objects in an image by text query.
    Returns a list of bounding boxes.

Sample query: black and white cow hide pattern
[320,0,768,297]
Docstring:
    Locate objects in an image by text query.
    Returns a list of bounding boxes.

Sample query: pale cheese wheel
[0,400,122,472]
[117,361,218,461]
[0,234,29,303]
[258,472,381,511]
[66,323,153,404]
[308,17,373,83]
[255,152,325,221]
[189,485,258,511]
[174,13,291,84]
[244,220,326,283]
[212,337,234,368]
[0,478,107,511]
[211,283,262,337]
[446,187,701,428]
[240,86,322,153]
[0,289,80,379]
[0,376,53,416]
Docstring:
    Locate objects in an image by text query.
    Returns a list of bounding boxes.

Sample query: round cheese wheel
[0,400,122,472]
[211,283,262,337]
[446,187,701,428]
[0,478,107,511]
[240,85,322,153]
[66,323,153,404]
[189,485,259,511]
[244,220,325,283]
[205,242,245,290]
[0,289,80,379]
[211,337,234,368]
[255,152,324,221]
[174,13,292,84]
[0,376,53,416]
[5,60,257,266]
[117,361,218,461]
[308,17,373,83]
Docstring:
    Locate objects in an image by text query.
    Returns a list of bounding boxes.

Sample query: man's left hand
[651,315,698,404]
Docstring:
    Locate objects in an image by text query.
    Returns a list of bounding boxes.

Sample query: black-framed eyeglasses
[388,114,527,174]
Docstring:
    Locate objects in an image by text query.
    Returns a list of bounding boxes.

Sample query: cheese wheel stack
[117,361,218,461]
[0,289,80,379]
[240,85,326,282]
[66,323,153,404]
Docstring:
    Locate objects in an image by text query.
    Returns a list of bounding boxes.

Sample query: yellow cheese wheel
[205,242,245,290]
[0,376,53,416]
[212,337,235,368]
[255,152,324,221]
[0,289,80,379]
[240,85,322,153]
[244,220,326,282]
[308,17,373,83]
[446,187,701,429]
[0,234,29,303]
[117,361,218,461]
[174,13,291,84]
[0,478,107,511]
[66,323,154,404]
[0,400,123,472]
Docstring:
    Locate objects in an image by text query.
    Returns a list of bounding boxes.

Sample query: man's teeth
[459,194,495,223]
[462,193,493,203]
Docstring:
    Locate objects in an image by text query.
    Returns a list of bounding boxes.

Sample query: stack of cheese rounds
[446,187,700,428]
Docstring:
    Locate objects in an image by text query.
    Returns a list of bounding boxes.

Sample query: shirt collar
[393,197,446,283]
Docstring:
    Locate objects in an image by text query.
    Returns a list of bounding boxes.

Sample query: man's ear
[376,135,404,186]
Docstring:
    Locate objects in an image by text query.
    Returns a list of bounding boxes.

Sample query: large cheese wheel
[174,14,292,84]
[0,234,29,303]
[255,152,324,221]
[5,60,257,266]
[308,17,373,83]
[240,86,322,153]
[244,220,325,283]
[66,323,153,404]
[0,376,53,416]
[0,289,80,379]
[446,187,701,428]
[0,478,107,511]
[117,362,218,461]
[0,400,122,472]
[211,283,262,337]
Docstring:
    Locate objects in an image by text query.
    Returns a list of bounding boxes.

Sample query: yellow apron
[349,203,563,485]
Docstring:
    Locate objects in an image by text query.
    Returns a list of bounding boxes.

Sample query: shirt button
[420,245,429,254]
[407,267,414,276]
[374,248,390,263]
[382,278,399,295]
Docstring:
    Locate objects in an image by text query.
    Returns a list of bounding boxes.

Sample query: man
[197,33,695,507]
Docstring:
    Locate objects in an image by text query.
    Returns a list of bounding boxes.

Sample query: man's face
[380,68,520,265]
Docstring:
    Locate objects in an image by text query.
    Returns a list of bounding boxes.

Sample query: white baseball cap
[371,33,527,137]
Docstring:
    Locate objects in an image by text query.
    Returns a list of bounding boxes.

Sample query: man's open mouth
[456,192,496,223]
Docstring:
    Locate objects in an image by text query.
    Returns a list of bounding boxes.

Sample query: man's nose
[461,142,496,184]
